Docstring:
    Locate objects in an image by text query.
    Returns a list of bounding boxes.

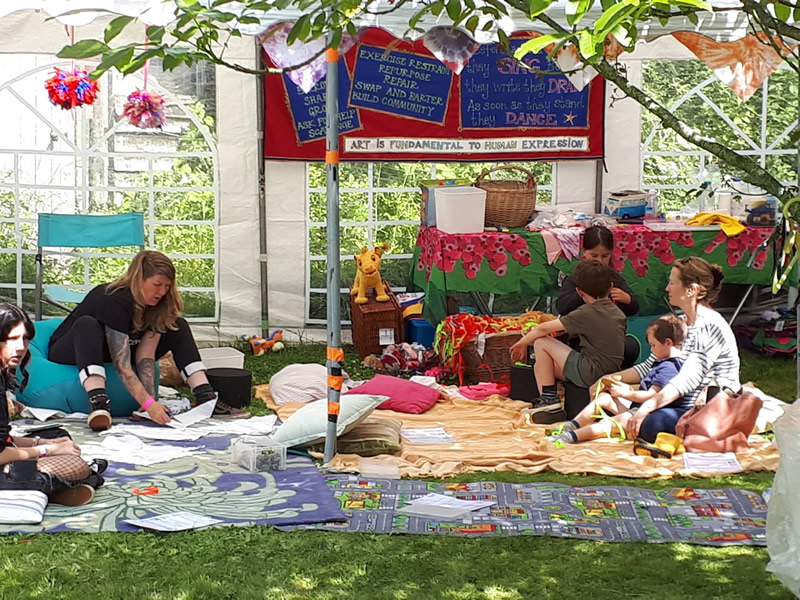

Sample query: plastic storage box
[434,187,487,234]
[230,436,287,471]
[405,318,435,349]
[420,179,471,226]
[199,347,244,370]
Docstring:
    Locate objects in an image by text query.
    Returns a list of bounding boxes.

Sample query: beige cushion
[310,417,402,457]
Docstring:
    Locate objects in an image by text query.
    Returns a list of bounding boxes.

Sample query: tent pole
[796,69,800,402]
[323,39,342,465]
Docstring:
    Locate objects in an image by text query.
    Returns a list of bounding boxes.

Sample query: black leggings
[48,315,205,383]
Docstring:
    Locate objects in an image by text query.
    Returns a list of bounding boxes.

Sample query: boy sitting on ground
[509,260,626,425]
[547,314,687,445]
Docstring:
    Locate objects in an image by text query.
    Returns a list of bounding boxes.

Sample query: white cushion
[271,394,389,448]
[0,490,48,524]
[269,364,354,405]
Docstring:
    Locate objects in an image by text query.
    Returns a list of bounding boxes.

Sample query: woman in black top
[556,226,639,318]
[49,250,248,431]
[0,303,101,506]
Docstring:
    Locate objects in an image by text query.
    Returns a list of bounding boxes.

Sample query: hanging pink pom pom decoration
[123,90,167,129]
[44,68,99,110]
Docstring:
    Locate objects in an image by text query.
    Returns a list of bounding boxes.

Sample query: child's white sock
[547,431,578,444]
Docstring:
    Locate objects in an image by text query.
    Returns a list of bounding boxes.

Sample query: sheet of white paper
[407,493,496,511]
[101,415,279,442]
[158,385,180,398]
[683,452,743,474]
[401,427,455,444]
[21,406,64,421]
[125,511,223,532]
[81,435,203,466]
[99,424,205,441]
[171,399,216,428]
[396,504,471,520]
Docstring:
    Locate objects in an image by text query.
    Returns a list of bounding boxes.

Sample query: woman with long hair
[48,250,248,431]
[0,303,102,506]
[595,256,740,443]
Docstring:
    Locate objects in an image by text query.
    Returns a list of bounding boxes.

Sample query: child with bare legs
[547,315,687,445]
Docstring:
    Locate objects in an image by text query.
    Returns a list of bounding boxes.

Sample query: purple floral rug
[0,428,346,535]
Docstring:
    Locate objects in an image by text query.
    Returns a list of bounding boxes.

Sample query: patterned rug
[281,476,769,546]
[0,424,345,535]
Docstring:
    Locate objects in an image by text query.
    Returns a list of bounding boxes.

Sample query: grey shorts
[563,351,592,388]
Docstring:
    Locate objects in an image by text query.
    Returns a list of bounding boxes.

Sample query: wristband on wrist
[33,436,40,447]
[141,397,156,411]
[38,445,48,458]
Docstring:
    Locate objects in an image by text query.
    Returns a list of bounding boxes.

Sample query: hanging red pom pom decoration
[44,68,99,110]
[122,90,167,129]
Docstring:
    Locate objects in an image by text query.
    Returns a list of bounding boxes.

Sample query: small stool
[509,363,539,403]
[206,367,253,408]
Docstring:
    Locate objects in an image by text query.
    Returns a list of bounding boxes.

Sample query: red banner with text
[263,28,605,162]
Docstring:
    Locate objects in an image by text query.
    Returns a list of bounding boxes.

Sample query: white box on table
[434,187,487,234]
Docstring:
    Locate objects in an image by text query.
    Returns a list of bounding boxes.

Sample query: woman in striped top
[597,257,740,443]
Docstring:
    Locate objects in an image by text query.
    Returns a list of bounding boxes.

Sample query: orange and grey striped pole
[323,42,342,465]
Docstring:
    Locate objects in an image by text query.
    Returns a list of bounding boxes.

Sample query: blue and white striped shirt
[633,307,740,406]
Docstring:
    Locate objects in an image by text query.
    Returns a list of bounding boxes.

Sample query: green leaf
[98,45,135,72]
[446,0,462,21]
[287,15,310,44]
[465,0,476,10]
[431,1,445,17]
[594,0,636,34]
[57,39,110,59]
[529,0,553,17]
[775,2,791,22]
[686,11,698,25]
[794,5,800,22]
[578,30,597,59]
[566,0,595,26]
[659,15,669,25]
[497,29,510,51]
[329,28,343,50]
[466,15,480,33]
[146,26,165,44]
[120,48,162,75]
[671,0,711,11]
[513,33,567,58]
[162,54,182,71]
[104,15,135,44]
[237,15,262,25]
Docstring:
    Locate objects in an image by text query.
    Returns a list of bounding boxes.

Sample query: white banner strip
[344,136,590,154]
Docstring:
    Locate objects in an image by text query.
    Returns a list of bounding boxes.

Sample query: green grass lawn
[1,346,794,600]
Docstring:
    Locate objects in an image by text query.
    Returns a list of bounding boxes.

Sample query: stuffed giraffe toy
[352,243,390,304]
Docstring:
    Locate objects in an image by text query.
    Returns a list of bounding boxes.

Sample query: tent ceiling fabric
[0,1,753,42]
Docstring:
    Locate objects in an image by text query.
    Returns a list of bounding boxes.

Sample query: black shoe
[533,406,568,424]
[207,398,250,419]
[529,397,561,413]
[87,398,112,432]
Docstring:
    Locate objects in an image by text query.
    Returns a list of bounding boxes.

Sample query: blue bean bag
[16,318,159,417]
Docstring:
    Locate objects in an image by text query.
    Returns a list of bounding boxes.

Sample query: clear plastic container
[434,186,487,234]
[230,436,287,471]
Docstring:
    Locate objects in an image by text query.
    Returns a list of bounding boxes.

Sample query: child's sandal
[633,438,673,459]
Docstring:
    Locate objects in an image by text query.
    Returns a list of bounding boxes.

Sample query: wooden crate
[350,287,404,359]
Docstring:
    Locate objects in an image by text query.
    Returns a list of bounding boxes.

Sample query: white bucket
[434,187,487,234]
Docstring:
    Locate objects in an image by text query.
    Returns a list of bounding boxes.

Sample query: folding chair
[34,212,145,320]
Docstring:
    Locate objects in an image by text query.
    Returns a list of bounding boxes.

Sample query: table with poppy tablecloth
[408,225,775,325]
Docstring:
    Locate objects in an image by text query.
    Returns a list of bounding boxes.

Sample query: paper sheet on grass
[408,493,495,511]
[125,511,223,532]
[101,415,278,442]
[21,407,87,421]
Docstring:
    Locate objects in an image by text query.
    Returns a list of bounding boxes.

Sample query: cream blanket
[255,385,779,479]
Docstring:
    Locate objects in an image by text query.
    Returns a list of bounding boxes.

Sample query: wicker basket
[475,165,537,228]
[460,330,523,385]
[349,287,404,359]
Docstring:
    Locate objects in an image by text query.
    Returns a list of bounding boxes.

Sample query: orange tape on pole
[328,401,341,416]
[325,150,339,164]
[326,48,339,62]
[327,347,345,362]
[328,375,343,391]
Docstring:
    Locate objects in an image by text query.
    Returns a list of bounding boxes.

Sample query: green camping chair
[34,212,145,320]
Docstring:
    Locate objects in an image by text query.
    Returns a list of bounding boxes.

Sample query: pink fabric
[539,230,562,264]
[345,374,440,414]
[458,383,511,400]
[548,228,582,261]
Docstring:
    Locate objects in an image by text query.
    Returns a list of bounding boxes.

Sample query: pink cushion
[344,374,440,414]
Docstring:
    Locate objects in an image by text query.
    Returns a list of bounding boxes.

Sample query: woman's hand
[46,440,82,457]
[609,287,631,305]
[146,401,172,425]
[626,405,653,440]
[46,437,72,445]
[509,339,529,363]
